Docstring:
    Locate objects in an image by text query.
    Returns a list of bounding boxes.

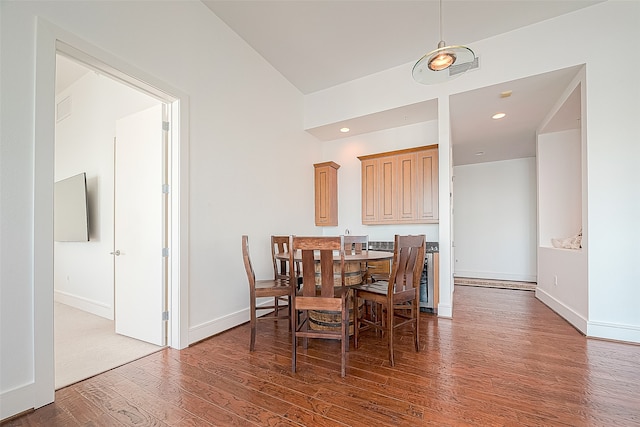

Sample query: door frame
[33,18,190,408]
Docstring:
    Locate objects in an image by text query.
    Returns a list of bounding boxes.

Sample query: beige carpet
[54,302,163,389]
[454,277,537,291]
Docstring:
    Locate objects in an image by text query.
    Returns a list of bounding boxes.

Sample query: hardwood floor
[5,286,640,426]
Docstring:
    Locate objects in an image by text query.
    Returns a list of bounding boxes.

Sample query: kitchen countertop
[369,240,439,253]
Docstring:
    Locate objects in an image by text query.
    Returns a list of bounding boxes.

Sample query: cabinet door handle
[110,250,121,256]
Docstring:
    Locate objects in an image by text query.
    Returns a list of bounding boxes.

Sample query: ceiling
[56,1,597,165]
[202,0,598,95]
[202,0,595,165]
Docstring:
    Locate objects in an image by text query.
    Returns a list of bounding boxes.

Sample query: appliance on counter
[369,240,439,312]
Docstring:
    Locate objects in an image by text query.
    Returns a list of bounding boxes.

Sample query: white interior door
[114,104,166,346]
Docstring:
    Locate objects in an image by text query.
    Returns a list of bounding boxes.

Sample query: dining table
[275,249,394,335]
[274,249,394,286]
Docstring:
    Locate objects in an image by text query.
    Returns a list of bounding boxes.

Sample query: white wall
[453,158,537,282]
[1,1,319,419]
[320,121,440,242]
[537,129,582,247]
[54,69,160,318]
[308,1,640,344]
[536,74,589,333]
[2,0,640,421]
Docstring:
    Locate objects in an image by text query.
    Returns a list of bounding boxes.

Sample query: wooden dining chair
[271,235,302,285]
[343,235,369,284]
[242,235,293,352]
[352,234,425,366]
[290,235,349,377]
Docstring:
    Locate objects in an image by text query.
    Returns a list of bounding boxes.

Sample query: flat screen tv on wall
[54,172,89,242]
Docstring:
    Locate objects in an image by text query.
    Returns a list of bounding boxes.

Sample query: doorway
[53,53,169,387]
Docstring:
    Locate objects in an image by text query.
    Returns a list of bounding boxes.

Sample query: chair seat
[255,278,291,296]
[351,281,388,295]
[296,285,350,298]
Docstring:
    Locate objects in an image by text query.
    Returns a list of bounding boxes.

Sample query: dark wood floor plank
[6,285,640,426]
[90,369,216,426]
[111,362,262,426]
[73,380,172,427]
[55,386,127,426]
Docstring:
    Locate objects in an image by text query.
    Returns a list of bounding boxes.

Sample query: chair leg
[353,291,360,349]
[414,297,420,352]
[250,299,257,352]
[387,300,394,367]
[292,306,298,373]
[341,298,348,378]
[288,295,292,332]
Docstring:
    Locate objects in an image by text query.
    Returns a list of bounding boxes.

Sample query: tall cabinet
[314,161,340,226]
[358,145,438,224]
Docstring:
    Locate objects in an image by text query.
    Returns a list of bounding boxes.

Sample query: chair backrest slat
[389,235,425,292]
[291,236,344,298]
[242,235,255,288]
[344,235,368,255]
[272,235,301,281]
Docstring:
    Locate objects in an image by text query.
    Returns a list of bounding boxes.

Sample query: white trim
[189,309,249,344]
[587,321,640,344]
[54,290,112,320]
[188,301,281,345]
[9,17,191,419]
[454,270,537,283]
[437,303,453,318]
[535,288,588,334]
[170,98,190,350]
[0,383,36,422]
[50,24,190,350]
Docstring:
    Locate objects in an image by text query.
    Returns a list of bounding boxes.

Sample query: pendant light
[412,0,476,84]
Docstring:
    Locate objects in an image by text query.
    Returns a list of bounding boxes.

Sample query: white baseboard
[1,382,35,421]
[455,270,536,282]
[535,288,587,334]
[587,320,640,344]
[188,300,279,345]
[54,290,112,320]
[437,303,453,318]
[188,308,249,345]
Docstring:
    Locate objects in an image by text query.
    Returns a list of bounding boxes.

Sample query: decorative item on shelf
[412,0,476,85]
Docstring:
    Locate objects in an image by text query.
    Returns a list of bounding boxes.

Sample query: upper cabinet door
[359,145,438,225]
[416,148,439,221]
[379,156,397,221]
[396,153,418,221]
[314,161,340,226]
[361,158,378,223]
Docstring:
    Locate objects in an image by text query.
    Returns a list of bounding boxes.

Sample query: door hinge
[162,311,169,321]
[162,121,170,131]
[162,247,169,257]
[162,184,170,194]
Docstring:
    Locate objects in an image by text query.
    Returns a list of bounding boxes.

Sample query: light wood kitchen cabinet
[416,148,439,221]
[314,161,340,226]
[361,158,378,223]
[358,145,438,224]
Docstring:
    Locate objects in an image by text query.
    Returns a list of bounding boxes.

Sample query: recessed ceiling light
[500,90,512,98]
[475,151,485,156]
[492,112,506,120]
[340,127,350,133]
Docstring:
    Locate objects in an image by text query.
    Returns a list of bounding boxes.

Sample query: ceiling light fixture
[412,0,476,85]
[340,127,350,133]
[492,113,506,120]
